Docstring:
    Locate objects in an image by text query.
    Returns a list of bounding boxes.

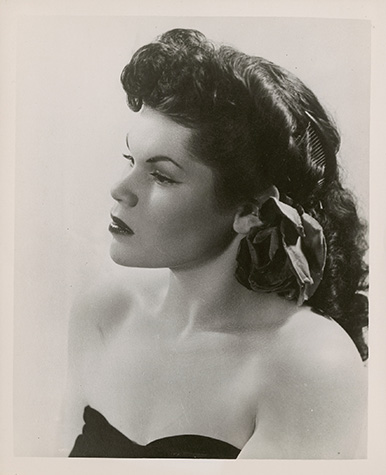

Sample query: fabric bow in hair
[235,197,326,305]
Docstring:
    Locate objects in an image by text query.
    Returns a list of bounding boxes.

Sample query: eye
[150,171,176,185]
[122,153,134,167]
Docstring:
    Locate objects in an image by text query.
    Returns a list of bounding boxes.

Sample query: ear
[233,202,262,235]
[233,185,279,235]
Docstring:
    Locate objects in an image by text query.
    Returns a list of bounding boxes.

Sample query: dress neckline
[84,405,241,451]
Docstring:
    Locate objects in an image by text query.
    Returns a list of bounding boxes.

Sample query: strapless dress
[69,405,241,459]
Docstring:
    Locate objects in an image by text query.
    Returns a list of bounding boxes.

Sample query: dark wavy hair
[121,28,368,360]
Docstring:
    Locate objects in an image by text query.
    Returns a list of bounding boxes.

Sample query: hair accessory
[305,110,327,187]
[235,196,326,305]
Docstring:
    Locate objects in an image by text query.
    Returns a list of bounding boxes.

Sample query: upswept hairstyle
[121,28,368,360]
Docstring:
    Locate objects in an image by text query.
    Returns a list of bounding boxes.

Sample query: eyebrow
[125,135,183,169]
[147,156,183,169]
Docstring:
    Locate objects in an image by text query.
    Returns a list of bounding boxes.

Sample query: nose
[110,174,139,207]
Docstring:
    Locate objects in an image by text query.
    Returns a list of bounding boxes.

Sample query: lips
[109,215,134,235]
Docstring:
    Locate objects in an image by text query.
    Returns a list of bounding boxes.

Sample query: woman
[62,28,368,459]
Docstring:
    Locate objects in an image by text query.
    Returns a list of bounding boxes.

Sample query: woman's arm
[238,314,367,459]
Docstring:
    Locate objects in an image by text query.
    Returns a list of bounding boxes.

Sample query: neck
[158,237,262,334]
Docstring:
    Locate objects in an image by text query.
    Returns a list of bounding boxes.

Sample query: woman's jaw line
[157,236,259,332]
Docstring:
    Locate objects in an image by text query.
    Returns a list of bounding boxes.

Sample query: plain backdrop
[14,16,370,456]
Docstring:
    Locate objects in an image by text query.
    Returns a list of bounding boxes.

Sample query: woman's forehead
[125,107,212,179]
[128,107,193,154]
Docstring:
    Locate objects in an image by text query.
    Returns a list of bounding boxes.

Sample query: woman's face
[110,107,238,269]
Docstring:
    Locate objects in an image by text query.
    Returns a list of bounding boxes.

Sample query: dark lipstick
[109,215,134,235]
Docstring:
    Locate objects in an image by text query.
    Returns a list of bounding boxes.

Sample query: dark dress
[69,406,241,459]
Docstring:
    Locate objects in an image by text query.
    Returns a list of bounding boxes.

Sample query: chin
[109,250,141,268]
[109,243,159,268]
[110,254,131,267]
[109,244,135,267]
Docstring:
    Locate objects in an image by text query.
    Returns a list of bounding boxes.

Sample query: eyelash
[123,153,134,164]
[122,154,176,185]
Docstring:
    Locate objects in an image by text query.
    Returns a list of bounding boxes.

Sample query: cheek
[149,190,234,253]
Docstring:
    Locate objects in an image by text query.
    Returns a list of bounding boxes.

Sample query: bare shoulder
[68,266,169,358]
[268,307,367,409]
[240,307,367,459]
[59,267,169,455]
[275,307,365,374]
